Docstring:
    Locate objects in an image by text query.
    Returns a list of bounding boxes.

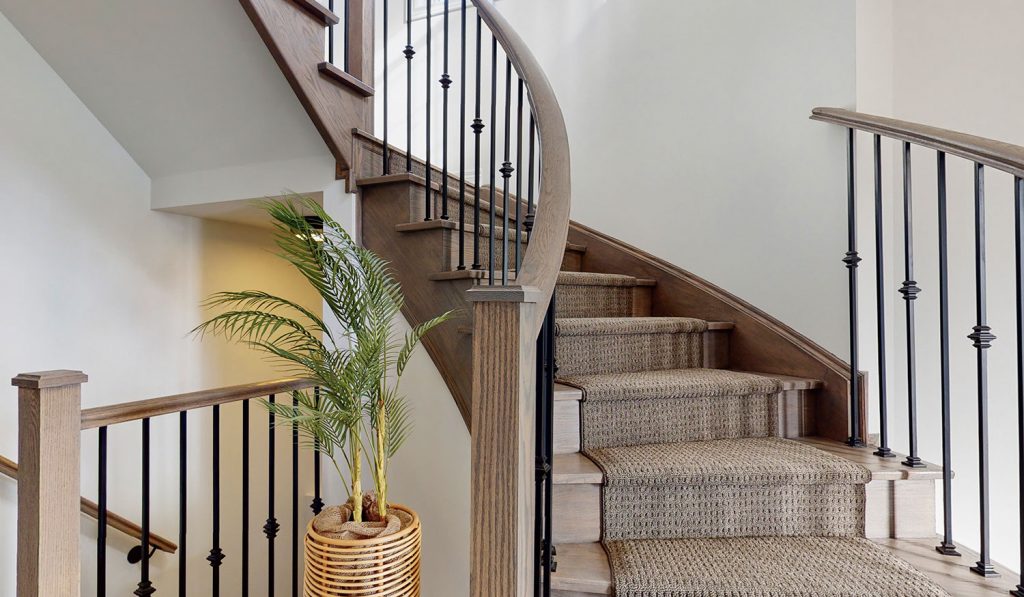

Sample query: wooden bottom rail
[0,454,177,554]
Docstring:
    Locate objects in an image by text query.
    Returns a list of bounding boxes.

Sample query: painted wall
[855,0,1024,574]
[0,10,333,596]
[377,0,857,358]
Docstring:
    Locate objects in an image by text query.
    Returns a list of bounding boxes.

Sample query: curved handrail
[812,107,1024,178]
[80,377,315,429]
[471,0,571,336]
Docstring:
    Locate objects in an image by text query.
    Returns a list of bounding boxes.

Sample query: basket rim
[306,503,421,548]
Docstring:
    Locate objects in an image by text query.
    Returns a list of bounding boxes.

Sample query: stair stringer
[567,221,863,443]
[358,175,475,427]
[240,0,373,173]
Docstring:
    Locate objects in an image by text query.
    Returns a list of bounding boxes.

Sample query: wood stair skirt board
[241,0,372,173]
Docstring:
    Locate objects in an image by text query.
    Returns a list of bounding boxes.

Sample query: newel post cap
[12,370,89,389]
[466,285,542,304]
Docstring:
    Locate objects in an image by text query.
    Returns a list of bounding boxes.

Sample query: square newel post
[12,370,87,597]
[468,286,541,597]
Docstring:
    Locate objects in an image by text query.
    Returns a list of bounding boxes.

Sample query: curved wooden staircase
[239,0,1024,595]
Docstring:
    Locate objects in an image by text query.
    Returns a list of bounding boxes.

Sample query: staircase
[545,269,949,596]
[238,0,1024,595]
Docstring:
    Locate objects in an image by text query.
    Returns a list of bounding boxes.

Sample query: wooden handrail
[0,454,177,554]
[80,377,315,430]
[470,0,571,335]
[811,107,1024,178]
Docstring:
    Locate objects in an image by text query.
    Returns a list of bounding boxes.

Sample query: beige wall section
[855,0,1024,575]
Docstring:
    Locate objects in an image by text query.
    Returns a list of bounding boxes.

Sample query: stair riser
[409,189,525,226]
[555,285,653,318]
[554,400,581,455]
[552,389,815,454]
[556,330,729,377]
[553,484,601,544]
[409,225,524,273]
[561,249,584,272]
[602,482,865,540]
[865,479,936,539]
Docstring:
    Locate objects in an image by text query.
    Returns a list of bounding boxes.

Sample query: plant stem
[350,426,363,522]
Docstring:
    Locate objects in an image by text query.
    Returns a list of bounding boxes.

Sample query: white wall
[0,9,339,596]
[377,0,857,357]
[856,0,1024,574]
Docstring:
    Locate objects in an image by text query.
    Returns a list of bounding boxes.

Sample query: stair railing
[813,107,1024,590]
[0,454,178,560]
[367,0,570,593]
[11,371,319,596]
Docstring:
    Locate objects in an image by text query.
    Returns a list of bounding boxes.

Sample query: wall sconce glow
[299,215,325,242]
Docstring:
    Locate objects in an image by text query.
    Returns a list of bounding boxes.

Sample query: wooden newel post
[12,370,87,597]
[468,287,539,597]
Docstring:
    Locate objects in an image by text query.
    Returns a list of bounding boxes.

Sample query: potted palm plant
[193,196,451,596]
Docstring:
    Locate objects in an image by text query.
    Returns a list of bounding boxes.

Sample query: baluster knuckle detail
[899,280,921,299]
[968,325,996,349]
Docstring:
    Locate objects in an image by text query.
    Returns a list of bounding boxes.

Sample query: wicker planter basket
[303,504,422,596]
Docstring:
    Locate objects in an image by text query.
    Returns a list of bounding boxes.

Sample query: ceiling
[0,0,329,179]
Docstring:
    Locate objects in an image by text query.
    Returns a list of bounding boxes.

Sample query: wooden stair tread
[395,220,527,240]
[728,371,821,391]
[566,242,587,253]
[318,62,374,97]
[551,542,612,595]
[795,436,945,480]
[289,0,340,25]
[554,383,583,402]
[872,536,1020,596]
[357,173,529,220]
[553,453,602,485]
[558,271,656,287]
[427,269,518,282]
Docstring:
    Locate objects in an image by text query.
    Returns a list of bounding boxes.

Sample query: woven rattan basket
[303,504,421,596]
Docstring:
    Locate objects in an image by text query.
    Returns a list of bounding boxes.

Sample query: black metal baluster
[328,0,335,64]
[500,58,513,285]
[405,0,414,173]
[135,418,154,597]
[457,0,467,268]
[525,114,535,236]
[424,0,433,220]
[871,134,892,458]
[440,0,451,220]
[540,296,557,589]
[488,35,497,284]
[292,394,300,597]
[899,141,924,467]
[343,0,350,72]
[264,395,280,596]
[98,427,108,597]
[382,0,389,175]
[180,412,188,595]
[968,162,998,578]
[209,406,224,595]
[243,400,251,596]
[843,128,865,447]
[471,14,484,270]
[934,152,961,557]
[311,388,323,515]
[515,78,524,271]
[536,303,552,597]
[1013,176,1024,597]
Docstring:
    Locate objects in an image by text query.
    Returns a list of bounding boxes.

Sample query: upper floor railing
[813,107,1024,592]
[12,371,319,596]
